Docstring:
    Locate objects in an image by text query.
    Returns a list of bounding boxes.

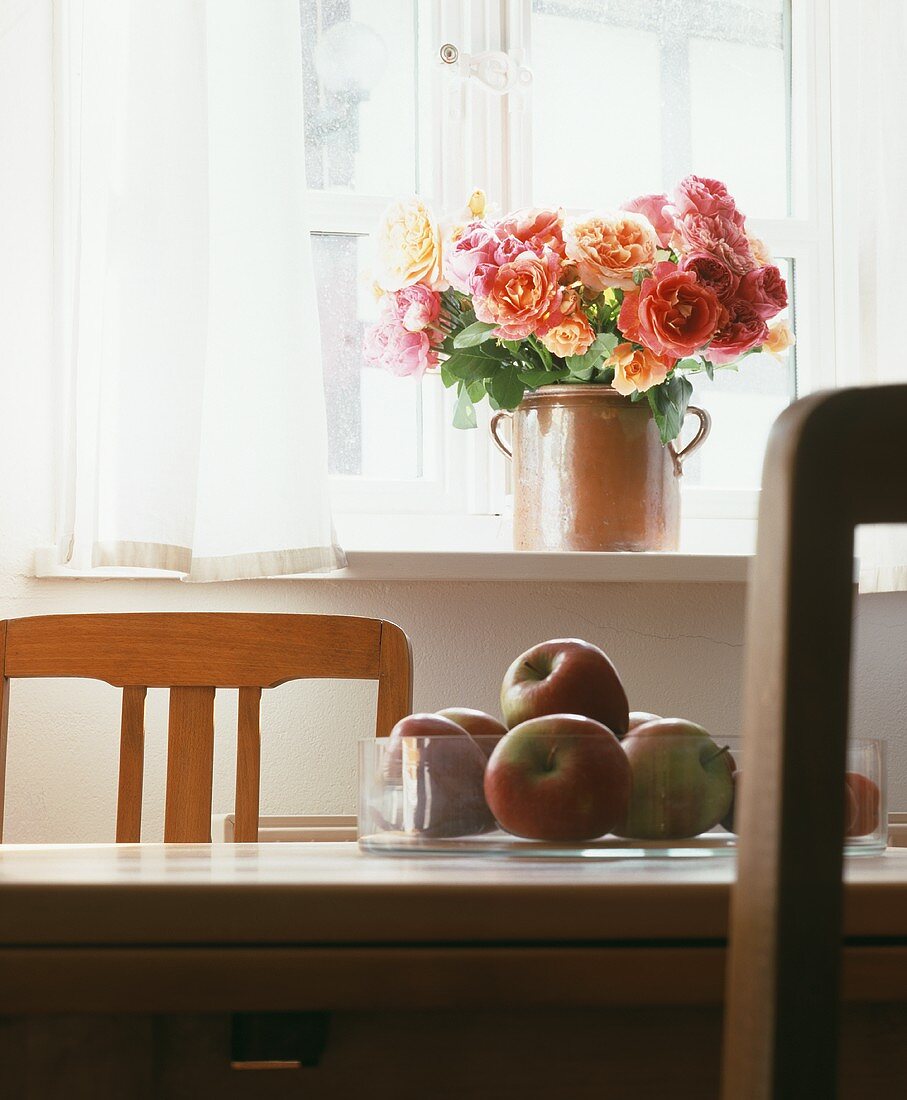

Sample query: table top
[1,842,906,946]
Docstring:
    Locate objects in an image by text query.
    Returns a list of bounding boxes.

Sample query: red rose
[708,301,769,366]
[678,252,739,302]
[619,261,725,360]
[736,264,788,320]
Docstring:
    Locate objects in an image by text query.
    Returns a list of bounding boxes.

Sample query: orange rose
[565,212,659,291]
[608,342,672,396]
[541,313,595,358]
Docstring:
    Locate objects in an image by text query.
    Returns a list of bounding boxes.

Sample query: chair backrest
[721,386,907,1099]
[0,613,412,844]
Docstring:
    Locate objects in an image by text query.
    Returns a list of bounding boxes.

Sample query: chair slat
[375,622,413,737]
[115,686,147,843]
[0,621,9,843]
[234,687,262,843]
[164,687,216,843]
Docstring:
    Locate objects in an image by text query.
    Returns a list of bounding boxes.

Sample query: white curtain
[56,0,346,580]
[832,1,907,592]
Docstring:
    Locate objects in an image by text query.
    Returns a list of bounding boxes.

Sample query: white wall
[2,3,906,843]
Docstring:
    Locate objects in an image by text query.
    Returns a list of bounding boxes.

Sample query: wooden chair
[722,386,907,1099]
[0,613,412,844]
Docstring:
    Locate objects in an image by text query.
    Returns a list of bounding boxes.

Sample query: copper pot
[490,385,711,552]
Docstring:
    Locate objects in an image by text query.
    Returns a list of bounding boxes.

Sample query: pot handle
[489,410,513,459]
[668,405,712,476]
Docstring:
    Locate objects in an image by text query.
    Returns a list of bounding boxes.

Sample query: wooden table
[2,842,906,1097]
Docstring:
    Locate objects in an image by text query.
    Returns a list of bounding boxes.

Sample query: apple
[385,713,495,838]
[437,708,507,757]
[483,714,630,841]
[500,639,629,736]
[845,771,881,838]
[614,718,734,840]
[628,711,661,734]
[721,768,740,833]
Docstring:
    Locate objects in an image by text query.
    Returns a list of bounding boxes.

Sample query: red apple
[845,771,881,838]
[483,714,630,841]
[382,713,466,783]
[437,708,507,757]
[628,711,661,734]
[500,639,629,736]
[386,713,495,838]
[614,718,734,840]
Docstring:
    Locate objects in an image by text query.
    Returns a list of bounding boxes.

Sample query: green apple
[614,717,734,840]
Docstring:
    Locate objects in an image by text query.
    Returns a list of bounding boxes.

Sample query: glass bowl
[358,732,887,859]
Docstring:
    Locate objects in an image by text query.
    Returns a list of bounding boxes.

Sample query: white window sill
[33,545,752,584]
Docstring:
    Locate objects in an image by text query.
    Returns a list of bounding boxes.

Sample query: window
[304,0,833,531]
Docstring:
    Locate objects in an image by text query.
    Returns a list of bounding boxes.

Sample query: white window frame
[332,0,836,539]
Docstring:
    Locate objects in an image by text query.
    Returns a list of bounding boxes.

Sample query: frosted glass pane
[530,1,789,217]
[301,0,421,195]
[312,233,423,479]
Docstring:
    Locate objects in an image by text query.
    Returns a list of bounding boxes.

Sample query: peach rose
[541,312,595,358]
[565,212,659,291]
[763,320,795,360]
[474,249,564,340]
[608,342,672,396]
[747,232,773,266]
[374,197,444,291]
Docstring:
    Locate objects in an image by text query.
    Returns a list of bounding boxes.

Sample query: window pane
[682,258,796,488]
[530,0,789,217]
[300,0,425,195]
[312,233,425,480]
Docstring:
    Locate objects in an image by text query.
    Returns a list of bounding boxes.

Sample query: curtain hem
[90,539,347,581]
[859,564,907,594]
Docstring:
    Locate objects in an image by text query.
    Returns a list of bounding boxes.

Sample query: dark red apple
[437,708,507,757]
[500,639,629,736]
[845,771,881,838]
[614,718,734,840]
[483,714,630,841]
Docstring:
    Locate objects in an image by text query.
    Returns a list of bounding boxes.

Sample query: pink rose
[621,193,673,247]
[363,318,438,379]
[386,284,442,332]
[668,175,743,224]
[495,207,566,256]
[708,301,769,366]
[736,264,788,320]
[678,252,739,302]
[445,222,499,294]
[619,261,725,360]
[474,248,564,340]
[673,213,755,275]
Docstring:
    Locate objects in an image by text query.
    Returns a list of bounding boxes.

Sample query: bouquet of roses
[363,178,793,444]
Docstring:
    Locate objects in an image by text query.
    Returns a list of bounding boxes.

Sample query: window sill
[33,545,751,584]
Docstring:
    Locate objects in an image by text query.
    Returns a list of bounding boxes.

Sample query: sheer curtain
[56,0,346,580]
[832,1,907,592]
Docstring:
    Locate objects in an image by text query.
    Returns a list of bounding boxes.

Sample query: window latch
[438,44,532,97]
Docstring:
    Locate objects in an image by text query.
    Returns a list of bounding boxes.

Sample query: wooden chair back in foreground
[721,386,907,1099]
[0,613,412,844]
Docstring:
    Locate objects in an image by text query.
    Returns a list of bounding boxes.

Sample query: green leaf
[518,367,569,388]
[453,320,498,348]
[647,374,693,444]
[702,358,715,381]
[632,267,651,286]
[565,332,619,377]
[466,378,486,403]
[452,384,478,429]
[443,347,502,383]
[439,362,458,389]
[488,365,526,410]
[676,358,700,373]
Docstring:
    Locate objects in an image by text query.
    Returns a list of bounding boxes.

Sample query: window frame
[328,0,836,536]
